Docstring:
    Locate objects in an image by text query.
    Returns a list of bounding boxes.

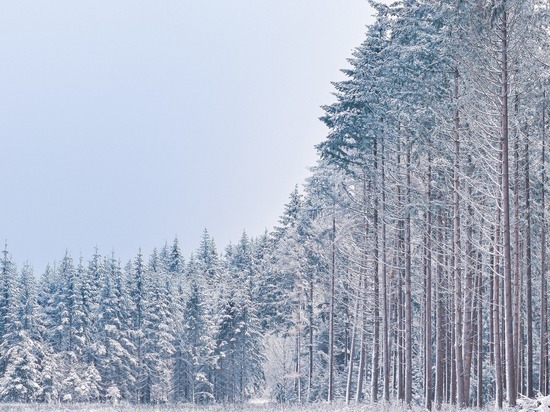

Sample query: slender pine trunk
[453,68,465,407]
[425,160,433,410]
[500,8,516,406]
[405,139,413,405]
[540,91,548,396]
[525,131,534,397]
[328,214,336,403]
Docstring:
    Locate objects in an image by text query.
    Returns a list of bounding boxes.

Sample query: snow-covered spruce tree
[95,254,136,402]
[212,234,265,403]
[267,187,308,403]
[160,237,186,327]
[195,229,223,304]
[42,252,100,402]
[251,231,278,332]
[232,233,266,400]
[0,261,44,402]
[128,249,148,403]
[36,264,62,403]
[0,246,20,377]
[212,295,263,402]
[177,280,215,403]
[173,254,198,403]
[160,237,189,404]
[212,294,239,402]
[140,249,175,403]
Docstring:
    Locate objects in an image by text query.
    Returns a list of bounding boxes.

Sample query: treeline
[1,0,549,409]
[297,0,548,409]
[0,233,267,404]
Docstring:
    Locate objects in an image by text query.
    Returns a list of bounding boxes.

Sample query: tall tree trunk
[397,139,405,402]
[540,91,548,396]
[513,131,521,398]
[346,187,370,404]
[494,220,503,409]
[398,260,405,401]
[453,68,465,407]
[356,175,369,403]
[476,251,483,408]
[425,160,433,410]
[372,143,380,402]
[356,323,367,402]
[346,298,359,404]
[435,212,446,409]
[381,137,390,402]
[328,213,336,403]
[525,131,534,398]
[463,156,474,406]
[499,5,517,406]
[405,139,413,405]
[295,290,302,404]
[308,268,314,402]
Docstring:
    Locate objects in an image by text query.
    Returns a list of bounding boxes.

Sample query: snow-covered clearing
[0,403,516,412]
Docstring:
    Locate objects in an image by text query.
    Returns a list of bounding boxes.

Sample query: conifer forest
[1,0,549,410]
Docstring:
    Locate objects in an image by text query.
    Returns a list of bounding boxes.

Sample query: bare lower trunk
[476,252,483,408]
[513,136,521,397]
[295,292,302,403]
[381,137,390,402]
[372,204,380,402]
[346,310,358,404]
[370,145,380,402]
[541,92,548,396]
[425,160,433,410]
[405,141,413,405]
[452,68,465,407]
[463,157,474,406]
[328,215,336,403]
[435,213,446,409]
[494,221,503,409]
[525,132,534,397]
[499,5,516,407]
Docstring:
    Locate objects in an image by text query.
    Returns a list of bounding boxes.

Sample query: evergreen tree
[178,281,215,403]
[0,263,43,402]
[96,254,135,401]
[141,249,175,403]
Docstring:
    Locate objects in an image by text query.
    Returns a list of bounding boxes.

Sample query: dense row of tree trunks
[314,0,548,409]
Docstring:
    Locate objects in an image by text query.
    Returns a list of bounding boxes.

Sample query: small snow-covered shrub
[518,394,550,411]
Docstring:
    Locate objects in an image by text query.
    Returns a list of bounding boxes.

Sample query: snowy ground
[0,402,514,412]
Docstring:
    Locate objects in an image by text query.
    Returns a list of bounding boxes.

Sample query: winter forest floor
[0,402,514,412]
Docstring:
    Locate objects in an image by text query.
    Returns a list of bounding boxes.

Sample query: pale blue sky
[0,1,378,271]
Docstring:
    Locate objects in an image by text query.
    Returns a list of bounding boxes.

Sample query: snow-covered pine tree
[177,280,215,403]
[51,253,100,402]
[0,261,44,402]
[140,249,175,403]
[96,253,136,402]
[128,249,148,403]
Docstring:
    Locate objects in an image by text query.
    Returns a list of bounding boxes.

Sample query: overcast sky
[0,1,379,272]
